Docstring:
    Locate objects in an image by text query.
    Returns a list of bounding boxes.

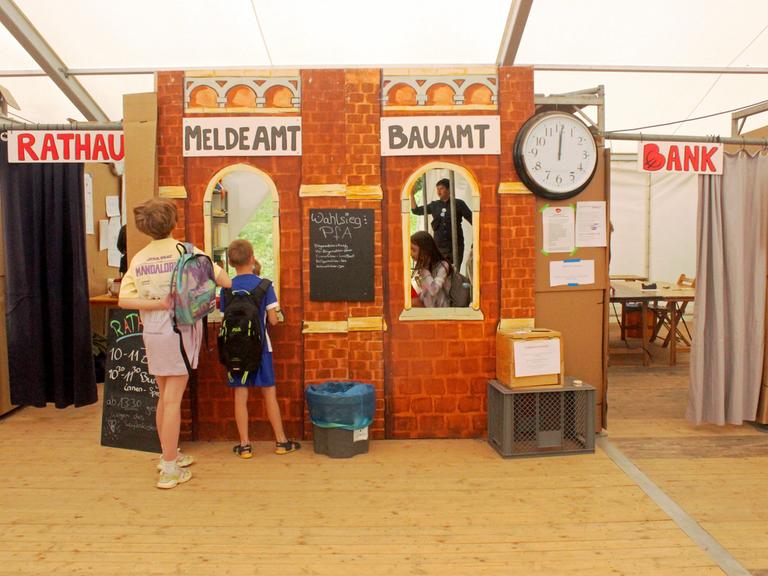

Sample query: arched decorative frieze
[184,75,301,114]
[382,73,497,111]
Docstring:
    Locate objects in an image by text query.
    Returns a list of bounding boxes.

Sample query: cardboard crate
[487,379,595,458]
[496,328,563,389]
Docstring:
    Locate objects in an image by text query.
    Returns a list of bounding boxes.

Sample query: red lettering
[92,133,108,161]
[56,133,75,160]
[75,133,91,160]
[16,133,38,161]
[107,133,124,161]
[683,145,699,172]
[666,146,682,171]
[642,143,665,171]
[701,146,718,172]
[40,133,59,161]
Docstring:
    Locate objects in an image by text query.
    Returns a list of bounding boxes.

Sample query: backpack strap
[249,278,272,307]
[220,288,234,311]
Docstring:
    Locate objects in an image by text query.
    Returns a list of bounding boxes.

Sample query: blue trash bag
[306,381,375,430]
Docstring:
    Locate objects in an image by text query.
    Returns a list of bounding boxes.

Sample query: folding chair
[650,275,695,346]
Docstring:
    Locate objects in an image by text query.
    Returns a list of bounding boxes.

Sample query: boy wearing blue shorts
[220,239,300,458]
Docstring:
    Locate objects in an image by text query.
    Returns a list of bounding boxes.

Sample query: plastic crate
[313,425,369,458]
[487,378,595,458]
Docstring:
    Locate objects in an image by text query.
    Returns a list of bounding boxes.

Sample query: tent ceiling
[1,0,766,148]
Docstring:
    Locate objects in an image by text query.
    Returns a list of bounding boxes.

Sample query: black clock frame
[513,111,598,201]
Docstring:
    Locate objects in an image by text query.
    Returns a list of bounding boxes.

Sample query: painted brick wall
[157,72,184,187]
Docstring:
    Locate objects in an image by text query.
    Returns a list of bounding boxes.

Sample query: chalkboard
[100,309,161,453]
[310,208,374,301]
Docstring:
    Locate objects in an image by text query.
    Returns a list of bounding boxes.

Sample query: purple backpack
[170,243,216,326]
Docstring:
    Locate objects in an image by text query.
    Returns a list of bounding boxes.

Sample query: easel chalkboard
[100,309,161,453]
[310,209,374,301]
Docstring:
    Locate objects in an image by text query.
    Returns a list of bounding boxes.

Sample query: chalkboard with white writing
[100,309,161,453]
[310,209,374,301]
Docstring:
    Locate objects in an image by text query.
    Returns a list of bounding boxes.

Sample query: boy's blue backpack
[170,242,217,326]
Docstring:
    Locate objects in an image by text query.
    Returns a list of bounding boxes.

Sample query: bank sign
[639,141,723,175]
[182,117,301,157]
[380,116,501,156]
[7,130,124,163]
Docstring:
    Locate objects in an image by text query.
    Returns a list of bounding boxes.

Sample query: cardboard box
[496,328,563,389]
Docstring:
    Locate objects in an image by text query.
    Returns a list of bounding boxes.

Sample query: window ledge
[399,307,484,321]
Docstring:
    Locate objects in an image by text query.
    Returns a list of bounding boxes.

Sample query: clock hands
[557,126,564,161]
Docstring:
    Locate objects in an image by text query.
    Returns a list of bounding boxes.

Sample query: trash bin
[306,381,375,458]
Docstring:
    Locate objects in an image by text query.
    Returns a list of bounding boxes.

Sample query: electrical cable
[607,97,768,133]
[250,0,274,67]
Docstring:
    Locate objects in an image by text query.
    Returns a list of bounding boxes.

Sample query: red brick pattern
[157,67,536,441]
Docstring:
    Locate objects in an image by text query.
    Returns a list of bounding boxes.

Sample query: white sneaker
[156,449,195,471]
[156,466,192,489]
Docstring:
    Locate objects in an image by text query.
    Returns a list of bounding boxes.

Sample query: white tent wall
[609,154,697,286]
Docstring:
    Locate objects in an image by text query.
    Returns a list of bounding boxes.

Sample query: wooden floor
[0,329,765,575]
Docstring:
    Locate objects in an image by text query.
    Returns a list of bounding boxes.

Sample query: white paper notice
[106,195,120,218]
[576,201,607,247]
[353,427,369,442]
[84,173,94,235]
[108,248,121,268]
[549,259,595,287]
[542,206,575,253]
[513,338,561,378]
[98,219,109,250]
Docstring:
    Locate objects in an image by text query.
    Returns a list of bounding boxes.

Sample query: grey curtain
[687,152,768,425]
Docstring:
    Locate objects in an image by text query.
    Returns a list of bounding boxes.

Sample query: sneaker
[156,466,192,489]
[156,450,195,471]
[275,440,301,455]
[233,443,253,459]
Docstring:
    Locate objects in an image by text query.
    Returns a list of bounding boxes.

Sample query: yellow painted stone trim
[384,104,497,112]
[346,185,383,201]
[383,66,497,76]
[185,69,301,78]
[498,318,535,332]
[158,185,188,199]
[299,184,347,198]
[185,107,300,115]
[302,317,387,334]
[348,316,386,332]
[302,321,348,334]
[399,308,485,322]
[498,182,531,195]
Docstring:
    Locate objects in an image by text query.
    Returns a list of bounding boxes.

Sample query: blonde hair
[227,239,254,267]
[133,199,177,240]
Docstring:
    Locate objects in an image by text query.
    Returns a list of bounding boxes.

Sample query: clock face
[514,112,598,200]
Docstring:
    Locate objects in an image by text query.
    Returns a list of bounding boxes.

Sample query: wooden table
[89,294,119,305]
[610,280,695,366]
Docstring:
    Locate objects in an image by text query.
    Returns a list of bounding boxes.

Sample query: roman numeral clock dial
[513,111,598,200]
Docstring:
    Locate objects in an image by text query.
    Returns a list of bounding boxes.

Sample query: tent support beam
[0,0,108,122]
[603,132,768,146]
[0,121,121,131]
[496,0,533,66]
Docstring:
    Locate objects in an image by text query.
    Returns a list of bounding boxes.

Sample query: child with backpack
[219,239,300,459]
[119,199,231,489]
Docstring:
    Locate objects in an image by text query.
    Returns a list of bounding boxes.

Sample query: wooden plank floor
[608,324,768,575]
[0,386,725,576]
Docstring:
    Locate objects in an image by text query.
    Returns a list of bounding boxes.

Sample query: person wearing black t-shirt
[411,178,473,271]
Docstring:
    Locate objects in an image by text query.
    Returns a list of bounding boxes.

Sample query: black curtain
[0,139,96,408]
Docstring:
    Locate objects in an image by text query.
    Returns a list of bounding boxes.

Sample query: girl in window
[410,231,452,308]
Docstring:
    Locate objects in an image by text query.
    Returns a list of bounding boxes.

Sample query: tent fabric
[0,140,96,408]
[687,152,768,425]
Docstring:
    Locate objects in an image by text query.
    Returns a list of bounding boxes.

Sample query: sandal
[232,443,253,459]
[275,440,301,455]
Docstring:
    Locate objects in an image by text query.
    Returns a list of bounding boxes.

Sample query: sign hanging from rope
[638,141,723,175]
[6,130,124,163]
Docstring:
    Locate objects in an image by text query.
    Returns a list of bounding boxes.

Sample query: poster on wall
[7,130,124,163]
[309,209,374,301]
[638,141,723,175]
[542,206,575,253]
[575,201,607,247]
[183,117,302,157]
[380,116,501,156]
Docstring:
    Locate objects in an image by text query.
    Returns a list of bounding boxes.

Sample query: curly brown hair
[133,199,177,240]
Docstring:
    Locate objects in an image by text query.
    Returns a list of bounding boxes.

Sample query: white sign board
[183,117,301,157]
[381,115,500,156]
[549,259,595,287]
[513,338,561,378]
[7,131,124,163]
[638,141,723,175]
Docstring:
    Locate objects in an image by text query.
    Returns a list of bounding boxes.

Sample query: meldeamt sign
[182,117,302,157]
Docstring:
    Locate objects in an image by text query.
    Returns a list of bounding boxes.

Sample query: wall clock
[513,111,598,200]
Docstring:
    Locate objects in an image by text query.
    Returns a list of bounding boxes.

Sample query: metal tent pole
[448,170,458,272]
[0,121,122,131]
[603,132,768,146]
